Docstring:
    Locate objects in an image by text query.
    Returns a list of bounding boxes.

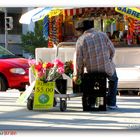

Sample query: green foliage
[103,18,117,32]
[21,20,48,57]
[104,18,116,26]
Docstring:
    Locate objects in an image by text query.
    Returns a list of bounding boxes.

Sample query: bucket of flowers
[64,60,82,93]
[27,58,67,110]
[64,60,73,79]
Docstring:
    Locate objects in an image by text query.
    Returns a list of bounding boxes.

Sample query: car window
[0,46,18,59]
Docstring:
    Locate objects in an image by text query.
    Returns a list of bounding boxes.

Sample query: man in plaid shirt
[73,20,118,109]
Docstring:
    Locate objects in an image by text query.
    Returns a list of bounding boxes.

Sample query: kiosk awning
[64,7,118,16]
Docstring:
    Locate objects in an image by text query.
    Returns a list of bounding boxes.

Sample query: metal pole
[4,8,8,49]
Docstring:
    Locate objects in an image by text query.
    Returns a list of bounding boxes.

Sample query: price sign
[33,80,55,110]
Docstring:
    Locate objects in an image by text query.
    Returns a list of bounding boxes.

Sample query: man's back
[76,28,116,76]
[74,20,118,109]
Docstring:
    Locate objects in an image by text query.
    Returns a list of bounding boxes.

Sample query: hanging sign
[48,9,62,17]
[115,7,140,21]
[33,80,55,110]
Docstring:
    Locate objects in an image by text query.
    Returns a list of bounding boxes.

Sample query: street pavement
[0,89,140,130]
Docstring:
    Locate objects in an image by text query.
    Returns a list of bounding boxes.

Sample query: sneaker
[107,105,118,110]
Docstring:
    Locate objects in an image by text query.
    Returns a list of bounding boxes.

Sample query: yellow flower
[42,62,47,68]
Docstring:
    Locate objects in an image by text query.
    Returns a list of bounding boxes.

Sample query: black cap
[75,19,93,31]
[75,20,84,30]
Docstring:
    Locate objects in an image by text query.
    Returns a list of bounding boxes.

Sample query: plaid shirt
[74,28,116,77]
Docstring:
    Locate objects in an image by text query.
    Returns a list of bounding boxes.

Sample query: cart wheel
[60,99,67,112]
[53,98,57,107]
[27,98,33,110]
[99,105,106,111]
[82,96,91,111]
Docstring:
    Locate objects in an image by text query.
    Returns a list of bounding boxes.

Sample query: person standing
[73,20,118,109]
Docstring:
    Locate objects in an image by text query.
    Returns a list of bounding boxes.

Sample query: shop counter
[117,67,140,89]
[115,47,140,89]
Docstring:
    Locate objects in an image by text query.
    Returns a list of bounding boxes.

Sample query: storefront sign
[115,7,140,21]
[33,80,55,110]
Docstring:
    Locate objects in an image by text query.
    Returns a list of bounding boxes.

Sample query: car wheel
[0,76,8,91]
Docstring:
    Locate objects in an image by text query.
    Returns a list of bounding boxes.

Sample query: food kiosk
[33,7,140,95]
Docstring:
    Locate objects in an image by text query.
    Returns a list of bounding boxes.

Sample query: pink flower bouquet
[28,58,64,82]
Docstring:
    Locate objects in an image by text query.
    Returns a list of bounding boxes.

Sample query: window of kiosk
[62,8,140,47]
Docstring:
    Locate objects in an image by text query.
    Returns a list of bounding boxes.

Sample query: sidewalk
[0,90,140,130]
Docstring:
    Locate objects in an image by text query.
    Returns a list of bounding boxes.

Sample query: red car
[0,46,29,91]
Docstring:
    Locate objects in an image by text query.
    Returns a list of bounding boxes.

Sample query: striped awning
[64,8,83,16]
[64,7,117,16]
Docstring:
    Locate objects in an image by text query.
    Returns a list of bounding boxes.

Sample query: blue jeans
[107,71,118,106]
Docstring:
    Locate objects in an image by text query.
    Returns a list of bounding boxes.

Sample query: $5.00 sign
[33,80,55,110]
